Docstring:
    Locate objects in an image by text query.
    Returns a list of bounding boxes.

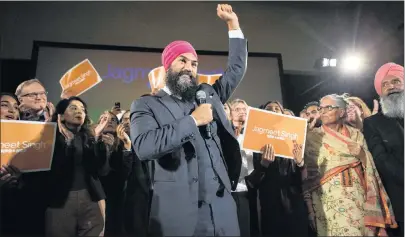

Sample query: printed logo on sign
[241,108,308,159]
[66,70,92,89]
[252,126,298,141]
[0,120,57,173]
[1,141,47,153]
[60,59,102,97]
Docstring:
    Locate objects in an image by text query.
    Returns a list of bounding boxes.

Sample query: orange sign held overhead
[147,66,223,93]
[241,108,308,159]
[59,59,102,98]
[148,66,166,95]
[198,74,222,85]
[0,120,57,172]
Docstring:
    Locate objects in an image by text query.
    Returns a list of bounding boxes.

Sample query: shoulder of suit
[364,112,385,124]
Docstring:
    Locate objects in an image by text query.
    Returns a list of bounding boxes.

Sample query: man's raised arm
[212,4,248,103]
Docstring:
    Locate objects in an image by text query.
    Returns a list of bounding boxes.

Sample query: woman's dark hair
[260,100,285,113]
[98,110,120,151]
[1,92,20,105]
[51,96,94,141]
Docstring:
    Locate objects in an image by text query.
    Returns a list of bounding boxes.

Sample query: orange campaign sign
[0,120,57,173]
[148,66,166,94]
[147,66,222,93]
[241,107,308,159]
[59,59,102,98]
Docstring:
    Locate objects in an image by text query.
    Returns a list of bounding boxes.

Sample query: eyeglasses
[20,91,48,98]
[318,105,340,113]
[233,108,247,113]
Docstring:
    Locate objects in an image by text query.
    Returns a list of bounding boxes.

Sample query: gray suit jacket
[130,38,247,236]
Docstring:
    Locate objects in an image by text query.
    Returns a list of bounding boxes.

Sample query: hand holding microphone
[191,104,213,127]
[192,91,213,138]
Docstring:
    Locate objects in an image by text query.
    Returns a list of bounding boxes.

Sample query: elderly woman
[303,94,397,236]
[345,96,377,131]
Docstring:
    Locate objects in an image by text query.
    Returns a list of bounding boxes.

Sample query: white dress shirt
[234,132,254,192]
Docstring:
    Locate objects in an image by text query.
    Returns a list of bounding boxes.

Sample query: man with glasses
[7,79,54,236]
[15,79,54,121]
[363,62,404,237]
[231,98,248,136]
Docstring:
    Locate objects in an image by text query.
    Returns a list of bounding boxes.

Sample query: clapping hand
[292,140,304,166]
[44,102,55,122]
[95,113,111,139]
[57,115,74,143]
[0,165,21,188]
[117,124,131,150]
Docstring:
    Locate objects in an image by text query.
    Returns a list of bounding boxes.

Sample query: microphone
[196,90,211,138]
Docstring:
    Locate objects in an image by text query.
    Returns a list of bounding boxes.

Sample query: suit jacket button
[213,177,218,181]
[192,177,198,183]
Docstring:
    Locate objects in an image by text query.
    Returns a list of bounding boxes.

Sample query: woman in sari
[302,94,397,236]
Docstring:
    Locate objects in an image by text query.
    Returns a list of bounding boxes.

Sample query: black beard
[165,68,198,102]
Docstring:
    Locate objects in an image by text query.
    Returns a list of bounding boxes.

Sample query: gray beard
[380,91,404,118]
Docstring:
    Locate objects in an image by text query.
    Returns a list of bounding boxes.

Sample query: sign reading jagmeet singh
[60,59,102,98]
[0,120,57,172]
[241,107,308,159]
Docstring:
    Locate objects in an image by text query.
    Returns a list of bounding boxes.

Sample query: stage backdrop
[33,41,284,120]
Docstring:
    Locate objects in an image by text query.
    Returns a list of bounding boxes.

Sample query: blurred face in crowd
[18,82,48,112]
[346,100,363,123]
[121,111,130,134]
[265,102,283,114]
[62,100,86,127]
[306,105,320,122]
[319,97,345,126]
[380,75,404,118]
[165,53,199,101]
[1,95,19,120]
[223,103,232,121]
[232,102,248,124]
[300,110,308,119]
[284,110,294,116]
[99,112,119,134]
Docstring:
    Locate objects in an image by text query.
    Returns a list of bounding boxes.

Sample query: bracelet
[297,159,305,167]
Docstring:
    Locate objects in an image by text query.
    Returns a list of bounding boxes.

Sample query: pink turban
[161,40,198,70]
[374,62,404,95]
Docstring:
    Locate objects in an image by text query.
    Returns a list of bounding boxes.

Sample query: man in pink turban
[130,4,247,237]
[363,62,404,237]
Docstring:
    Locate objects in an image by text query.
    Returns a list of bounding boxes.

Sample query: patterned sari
[303,125,397,236]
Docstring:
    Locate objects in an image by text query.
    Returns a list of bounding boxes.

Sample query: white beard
[380,91,404,118]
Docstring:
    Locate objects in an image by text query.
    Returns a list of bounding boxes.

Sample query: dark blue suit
[130,37,247,236]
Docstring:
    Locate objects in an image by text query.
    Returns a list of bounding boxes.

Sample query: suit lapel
[155,90,184,121]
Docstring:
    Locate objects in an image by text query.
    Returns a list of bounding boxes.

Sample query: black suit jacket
[363,113,404,221]
[130,37,247,236]
[45,131,110,207]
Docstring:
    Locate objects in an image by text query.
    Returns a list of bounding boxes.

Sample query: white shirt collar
[162,86,182,100]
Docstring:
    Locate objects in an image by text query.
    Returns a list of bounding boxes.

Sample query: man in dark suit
[363,62,404,237]
[130,4,246,236]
